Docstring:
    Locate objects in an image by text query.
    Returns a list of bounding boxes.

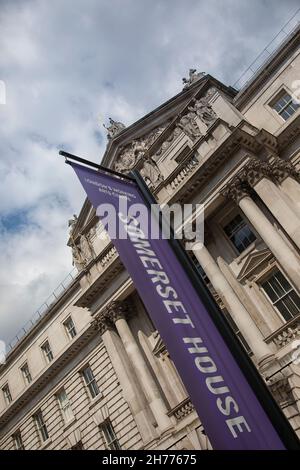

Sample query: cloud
[0,0,299,343]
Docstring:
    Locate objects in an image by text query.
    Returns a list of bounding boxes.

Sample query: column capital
[222,178,250,204]
[104,300,131,323]
[240,158,270,187]
[270,157,299,184]
[92,312,114,335]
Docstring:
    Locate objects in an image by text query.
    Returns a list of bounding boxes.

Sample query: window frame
[34,409,49,443]
[12,430,25,450]
[221,210,257,256]
[2,383,12,406]
[269,88,300,122]
[100,419,121,450]
[20,362,32,385]
[63,316,77,340]
[82,365,100,399]
[259,267,300,323]
[56,388,74,424]
[40,340,54,364]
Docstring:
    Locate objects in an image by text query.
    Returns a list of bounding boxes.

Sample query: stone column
[271,157,300,217]
[241,159,300,249]
[223,179,300,291]
[92,314,157,444]
[105,301,172,434]
[191,241,274,366]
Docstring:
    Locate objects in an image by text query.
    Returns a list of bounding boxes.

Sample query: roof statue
[182,69,205,89]
[103,118,126,139]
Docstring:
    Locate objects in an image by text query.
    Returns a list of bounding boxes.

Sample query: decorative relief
[270,317,300,348]
[222,178,250,204]
[92,300,130,334]
[69,229,95,272]
[154,127,182,157]
[182,69,205,89]
[177,112,202,141]
[240,158,270,187]
[113,126,165,174]
[103,118,126,140]
[140,157,163,188]
[168,398,195,420]
[270,157,299,184]
[188,87,217,127]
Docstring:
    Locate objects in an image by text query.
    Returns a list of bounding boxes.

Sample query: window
[223,213,256,254]
[271,90,300,121]
[82,366,100,399]
[100,420,121,450]
[13,431,25,450]
[261,269,300,322]
[2,384,12,405]
[21,363,32,385]
[223,310,252,355]
[41,340,53,363]
[63,317,77,339]
[57,389,74,423]
[34,410,49,442]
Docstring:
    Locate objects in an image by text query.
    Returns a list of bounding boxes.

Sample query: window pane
[261,280,279,302]
[272,91,299,120]
[261,269,300,322]
[276,299,294,322]
[223,214,256,254]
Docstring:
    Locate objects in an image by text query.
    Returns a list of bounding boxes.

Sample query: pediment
[101,75,236,171]
[237,248,273,281]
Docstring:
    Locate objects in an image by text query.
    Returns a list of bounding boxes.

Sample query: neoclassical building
[1,25,300,450]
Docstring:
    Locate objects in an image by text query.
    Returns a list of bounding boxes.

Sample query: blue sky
[0,0,299,344]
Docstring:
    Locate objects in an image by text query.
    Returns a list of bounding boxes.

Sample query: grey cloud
[0,0,299,343]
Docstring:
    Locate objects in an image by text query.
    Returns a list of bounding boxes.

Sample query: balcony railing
[233,9,300,91]
[6,267,78,353]
[265,314,300,348]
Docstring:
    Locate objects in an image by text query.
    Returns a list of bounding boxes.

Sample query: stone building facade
[1,26,300,450]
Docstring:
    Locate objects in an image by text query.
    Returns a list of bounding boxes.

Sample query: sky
[0,0,299,346]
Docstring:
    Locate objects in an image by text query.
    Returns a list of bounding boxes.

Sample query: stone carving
[140,156,163,188]
[69,229,95,272]
[103,118,126,140]
[182,69,205,89]
[188,88,217,126]
[222,178,250,204]
[114,146,136,172]
[240,158,270,187]
[80,232,94,262]
[92,312,113,335]
[177,112,202,141]
[155,127,181,157]
[71,244,85,271]
[270,157,299,184]
[113,126,165,173]
[103,300,130,324]
[271,318,300,348]
[68,214,78,235]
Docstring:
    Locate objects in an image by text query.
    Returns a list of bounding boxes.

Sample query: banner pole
[131,169,300,450]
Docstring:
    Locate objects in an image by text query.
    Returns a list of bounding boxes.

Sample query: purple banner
[71,162,285,450]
